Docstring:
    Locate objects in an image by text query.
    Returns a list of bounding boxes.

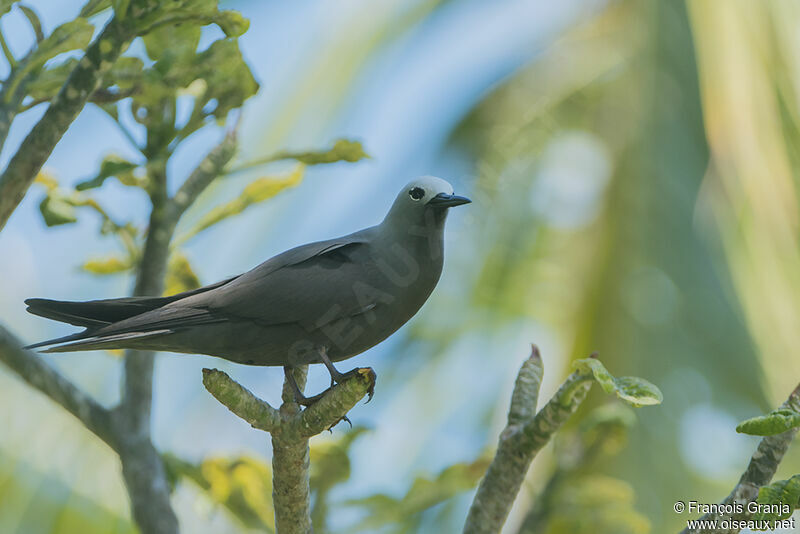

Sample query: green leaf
[754,475,800,522]
[111,0,130,20]
[28,18,94,71]
[143,22,200,61]
[0,0,18,17]
[126,36,256,139]
[572,358,663,407]
[232,139,370,176]
[18,4,44,43]
[25,58,78,103]
[3,17,93,104]
[215,10,249,37]
[79,0,111,18]
[105,56,144,89]
[192,38,258,120]
[277,139,370,165]
[82,255,132,275]
[164,252,200,295]
[39,195,77,226]
[180,164,304,242]
[76,155,140,191]
[134,1,249,38]
[736,409,800,436]
[346,457,490,531]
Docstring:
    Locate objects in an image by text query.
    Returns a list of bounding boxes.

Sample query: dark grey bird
[24,176,470,403]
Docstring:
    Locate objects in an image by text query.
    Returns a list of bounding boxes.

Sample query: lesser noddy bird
[23,176,470,403]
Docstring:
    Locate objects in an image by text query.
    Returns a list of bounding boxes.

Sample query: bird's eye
[409,187,425,201]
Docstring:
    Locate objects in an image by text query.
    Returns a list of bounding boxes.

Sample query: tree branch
[113,158,178,534]
[202,363,375,533]
[202,368,281,432]
[464,348,593,534]
[272,366,312,534]
[171,129,237,218]
[0,324,117,449]
[680,383,800,534]
[0,15,136,231]
[288,368,376,439]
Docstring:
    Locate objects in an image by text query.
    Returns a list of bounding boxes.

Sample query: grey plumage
[25,176,470,372]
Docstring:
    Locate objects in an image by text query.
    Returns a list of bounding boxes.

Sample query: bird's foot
[327,366,377,403]
[286,364,377,407]
[316,348,376,403]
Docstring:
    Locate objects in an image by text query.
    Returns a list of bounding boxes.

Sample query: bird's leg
[317,347,356,383]
[283,366,325,407]
[317,347,376,402]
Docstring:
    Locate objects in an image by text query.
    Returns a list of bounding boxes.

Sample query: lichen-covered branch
[202,368,281,432]
[0,16,137,231]
[0,324,117,449]
[507,346,544,425]
[202,364,374,534]
[680,383,800,534]
[288,368,375,439]
[464,349,593,534]
[272,367,312,534]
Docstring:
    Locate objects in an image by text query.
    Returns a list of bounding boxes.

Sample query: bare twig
[171,129,237,217]
[0,324,117,449]
[202,368,281,432]
[680,383,800,534]
[464,348,593,534]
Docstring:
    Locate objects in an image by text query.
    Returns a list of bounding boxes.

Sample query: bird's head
[384,176,471,228]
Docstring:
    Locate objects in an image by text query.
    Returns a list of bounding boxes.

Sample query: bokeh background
[1,0,799,532]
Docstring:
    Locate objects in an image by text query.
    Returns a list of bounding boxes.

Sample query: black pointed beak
[428,193,471,208]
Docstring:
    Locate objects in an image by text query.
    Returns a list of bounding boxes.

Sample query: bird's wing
[198,237,381,329]
[28,236,383,352]
[25,276,239,328]
[78,236,379,339]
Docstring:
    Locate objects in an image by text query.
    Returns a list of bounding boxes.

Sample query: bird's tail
[30,330,172,353]
[25,296,171,328]
[23,296,169,351]
[24,277,238,352]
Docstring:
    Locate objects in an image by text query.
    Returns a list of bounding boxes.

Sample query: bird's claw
[289,366,376,408]
[326,414,352,432]
[356,367,377,403]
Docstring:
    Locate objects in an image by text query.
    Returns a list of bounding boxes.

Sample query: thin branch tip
[201,367,220,381]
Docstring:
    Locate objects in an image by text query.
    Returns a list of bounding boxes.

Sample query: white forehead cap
[403,175,454,198]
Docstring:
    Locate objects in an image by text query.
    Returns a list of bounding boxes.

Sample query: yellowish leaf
[81,255,132,275]
[179,163,305,243]
[164,252,201,296]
